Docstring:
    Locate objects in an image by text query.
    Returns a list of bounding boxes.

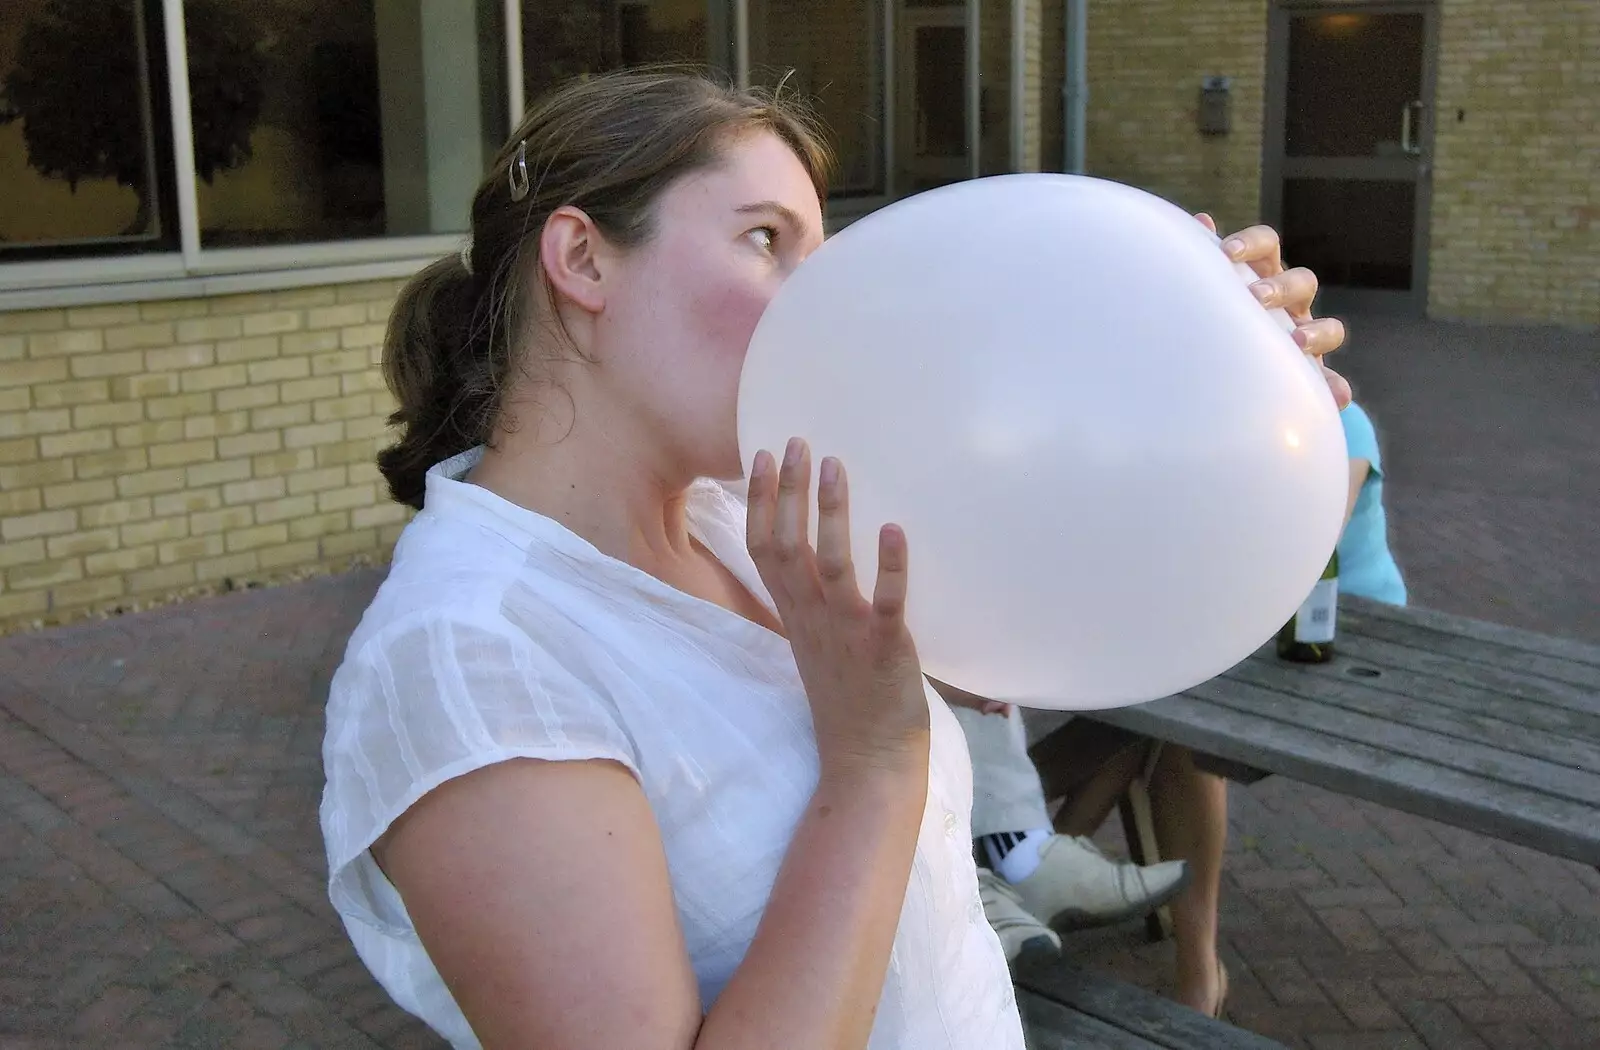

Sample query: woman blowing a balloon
[320,71,1349,1050]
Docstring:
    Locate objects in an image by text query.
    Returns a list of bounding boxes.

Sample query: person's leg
[952,704,1189,932]
[977,868,1060,968]
[1050,744,1146,837]
[1148,746,1229,1016]
[954,704,1061,886]
[956,703,1053,840]
[948,705,1063,964]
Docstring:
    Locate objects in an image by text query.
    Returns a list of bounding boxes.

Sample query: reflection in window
[521,1,726,105]
[977,0,1011,178]
[748,0,884,198]
[193,0,508,246]
[0,0,175,258]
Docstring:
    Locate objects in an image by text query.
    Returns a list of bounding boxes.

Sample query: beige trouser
[951,704,1053,838]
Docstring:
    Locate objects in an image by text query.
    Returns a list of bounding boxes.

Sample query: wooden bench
[1018,960,1287,1048]
[1025,597,1600,940]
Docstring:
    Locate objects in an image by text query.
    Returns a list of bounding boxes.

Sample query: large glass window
[193,0,508,245]
[0,0,508,260]
[521,1,730,105]
[5,0,1005,282]
[0,0,177,258]
[748,0,885,199]
[882,0,1009,195]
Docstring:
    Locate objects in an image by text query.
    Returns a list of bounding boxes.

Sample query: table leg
[1118,741,1174,943]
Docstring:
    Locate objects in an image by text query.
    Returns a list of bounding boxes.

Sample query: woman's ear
[538,205,607,314]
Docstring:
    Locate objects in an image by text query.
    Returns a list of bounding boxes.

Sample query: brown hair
[377,69,834,510]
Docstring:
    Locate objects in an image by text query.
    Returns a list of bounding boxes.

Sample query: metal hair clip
[508,140,531,202]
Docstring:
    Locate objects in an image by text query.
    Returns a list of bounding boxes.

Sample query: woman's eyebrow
[736,200,811,236]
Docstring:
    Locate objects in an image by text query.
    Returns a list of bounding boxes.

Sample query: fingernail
[819,456,838,487]
[1250,281,1274,303]
[784,437,802,466]
[1222,238,1245,258]
[750,451,770,480]
[1292,328,1310,350]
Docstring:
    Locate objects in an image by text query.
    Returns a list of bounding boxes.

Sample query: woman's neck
[468,414,700,578]
[468,395,781,636]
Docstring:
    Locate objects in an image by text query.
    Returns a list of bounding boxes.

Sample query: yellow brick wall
[1079,0,1269,237]
[0,283,409,630]
[1055,0,1595,324]
[1427,0,1600,324]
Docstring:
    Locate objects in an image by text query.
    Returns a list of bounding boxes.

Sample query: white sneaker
[978,868,1062,967]
[1008,835,1190,932]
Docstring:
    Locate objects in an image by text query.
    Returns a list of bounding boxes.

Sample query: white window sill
[0,235,462,312]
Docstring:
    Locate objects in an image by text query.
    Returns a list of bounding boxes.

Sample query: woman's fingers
[1220,224,1285,279]
[745,449,775,554]
[773,438,821,603]
[871,523,910,625]
[753,443,907,629]
[1209,218,1350,407]
[1292,315,1346,359]
[745,449,793,611]
[1193,211,1218,235]
[814,456,862,607]
[1250,266,1319,321]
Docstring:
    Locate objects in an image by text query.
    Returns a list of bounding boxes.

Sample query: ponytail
[377,255,504,510]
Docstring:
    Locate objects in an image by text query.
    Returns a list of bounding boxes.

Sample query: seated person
[941,695,1188,966]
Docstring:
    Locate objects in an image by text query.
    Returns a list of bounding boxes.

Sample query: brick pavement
[1,315,1597,1048]
[0,572,437,1049]
[1336,314,1600,642]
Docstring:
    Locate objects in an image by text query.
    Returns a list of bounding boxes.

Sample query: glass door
[1263,3,1438,313]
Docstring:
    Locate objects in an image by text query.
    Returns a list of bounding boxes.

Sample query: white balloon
[737,174,1348,711]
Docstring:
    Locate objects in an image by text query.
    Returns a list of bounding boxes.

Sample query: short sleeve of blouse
[320,613,640,937]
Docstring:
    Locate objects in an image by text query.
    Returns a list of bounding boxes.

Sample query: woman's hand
[1199,214,1352,409]
[746,438,931,780]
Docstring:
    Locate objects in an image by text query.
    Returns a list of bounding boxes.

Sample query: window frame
[1,0,977,309]
[0,0,527,307]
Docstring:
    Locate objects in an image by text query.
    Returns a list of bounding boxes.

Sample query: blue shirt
[1338,402,1407,606]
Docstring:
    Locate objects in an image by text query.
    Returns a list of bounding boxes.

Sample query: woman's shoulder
[340,516,524,655]
[324,511,643,817]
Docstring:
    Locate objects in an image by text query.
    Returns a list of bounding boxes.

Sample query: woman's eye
[748,226,777,253]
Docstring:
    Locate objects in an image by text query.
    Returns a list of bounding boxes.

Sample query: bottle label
[1294,578,1338,643]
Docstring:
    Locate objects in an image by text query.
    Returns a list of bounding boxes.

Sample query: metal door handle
[1401,100,1424,155]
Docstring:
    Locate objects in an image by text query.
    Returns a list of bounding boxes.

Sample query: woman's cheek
[703,280,778,366]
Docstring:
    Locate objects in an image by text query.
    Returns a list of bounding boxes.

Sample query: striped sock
[981,827,1053,883]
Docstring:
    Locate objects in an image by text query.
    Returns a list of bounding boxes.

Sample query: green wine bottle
[1277,550,1339,663]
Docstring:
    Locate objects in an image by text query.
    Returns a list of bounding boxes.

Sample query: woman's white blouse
[320,448,1025,1049]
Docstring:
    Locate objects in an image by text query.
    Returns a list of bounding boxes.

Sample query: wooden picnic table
[1027,596,1600,869]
